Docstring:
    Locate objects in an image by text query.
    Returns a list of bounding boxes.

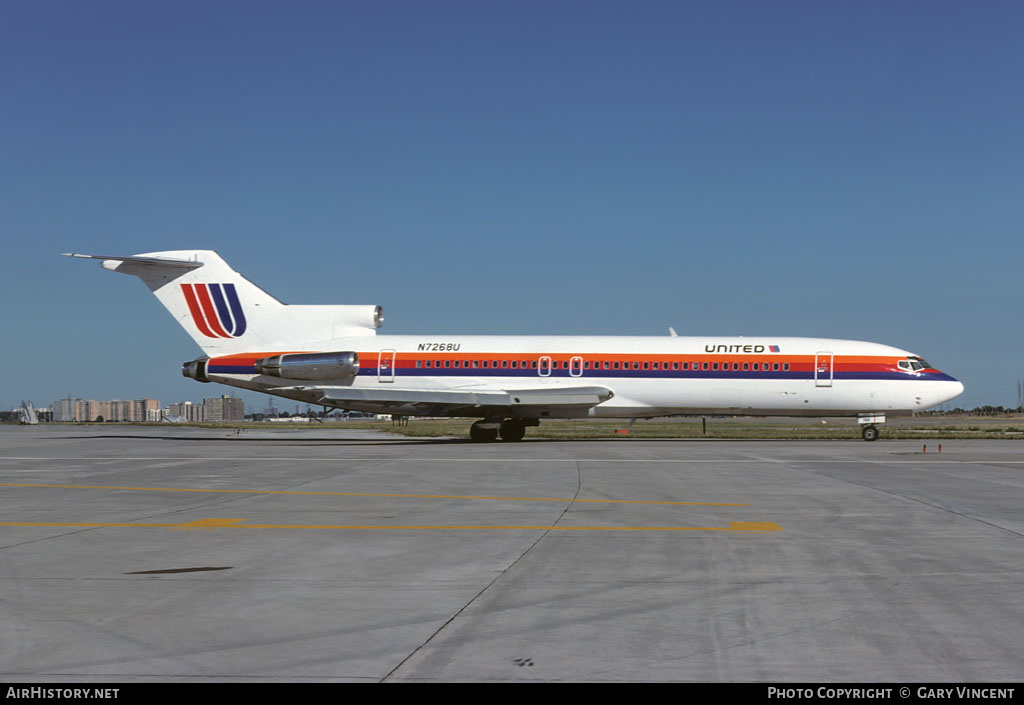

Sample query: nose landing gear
[858,414,885,442]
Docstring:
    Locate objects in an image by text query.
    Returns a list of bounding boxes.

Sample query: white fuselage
[202,334,964,419]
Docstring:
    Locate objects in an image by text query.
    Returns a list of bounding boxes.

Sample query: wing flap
[273,385,614,415]
[316,386,612,407]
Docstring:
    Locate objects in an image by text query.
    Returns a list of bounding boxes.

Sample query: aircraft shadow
[57,433,777,446]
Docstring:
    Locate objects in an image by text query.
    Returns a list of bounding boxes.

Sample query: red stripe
[180,284,219,339]
[194,284,230,338]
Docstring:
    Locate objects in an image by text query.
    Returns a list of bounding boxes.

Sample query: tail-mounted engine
[253,351,360,380]
[181,357,210,383]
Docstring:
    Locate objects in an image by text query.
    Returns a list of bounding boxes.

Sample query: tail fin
[65,250,381,354]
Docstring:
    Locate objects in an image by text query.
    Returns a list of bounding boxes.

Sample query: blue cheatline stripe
[206,364,957,382]
[344,369,955,382]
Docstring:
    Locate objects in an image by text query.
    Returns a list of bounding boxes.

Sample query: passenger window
[444,360,451,368]
[501,360,508,369]
[673,362,680,370]
[416,360,422,368]
[783,363,790,371]
[742,362,749,371]
[772,363,779,371]
[511,361,518,369]
[651,362,658,370]
[702,362,709,370]
[643,362,650,370]
[453,360,460,368]
[753,363,759,371]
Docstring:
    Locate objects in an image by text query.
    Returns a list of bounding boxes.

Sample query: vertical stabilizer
[66,250,382,354]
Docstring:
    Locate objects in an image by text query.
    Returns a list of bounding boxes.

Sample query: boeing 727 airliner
[67,250,964,441]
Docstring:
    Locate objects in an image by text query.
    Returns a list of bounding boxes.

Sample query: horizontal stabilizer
[63,253,204,269]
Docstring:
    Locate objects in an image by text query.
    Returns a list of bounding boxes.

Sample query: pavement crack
[380,460,584,682]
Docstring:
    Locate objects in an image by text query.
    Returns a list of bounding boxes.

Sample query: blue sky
[2,1,1022,412]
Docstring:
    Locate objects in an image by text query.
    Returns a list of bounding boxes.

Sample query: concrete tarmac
[1,425,1023,682]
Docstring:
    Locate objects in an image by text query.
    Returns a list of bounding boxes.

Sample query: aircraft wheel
[862,425,879,442]
[470,421,498,443]
[499,419,526,442]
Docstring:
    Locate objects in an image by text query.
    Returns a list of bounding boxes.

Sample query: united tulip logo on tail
[180,283,247,338]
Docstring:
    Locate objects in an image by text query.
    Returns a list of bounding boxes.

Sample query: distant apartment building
[48,395,241,423]
[52,397,78,422]
[51,397,161,422]
[108,398,162,422]
[166,400,206,422]
[203,395,244,422]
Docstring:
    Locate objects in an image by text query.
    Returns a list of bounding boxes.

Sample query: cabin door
[378,349,396,383]
[538,356,552,377]
[814,352,833,387]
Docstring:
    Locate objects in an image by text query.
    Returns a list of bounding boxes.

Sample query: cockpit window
[898,360,911,371]
[907,356,932,371]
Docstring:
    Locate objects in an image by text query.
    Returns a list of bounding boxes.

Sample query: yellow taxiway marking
[172,518,248,531]
[0,518,781,532]
[0,483,748,507]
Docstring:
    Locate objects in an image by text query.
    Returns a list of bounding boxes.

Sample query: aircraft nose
[943,380,965,404]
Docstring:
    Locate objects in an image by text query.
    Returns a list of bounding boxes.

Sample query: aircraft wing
[274,385,614,416]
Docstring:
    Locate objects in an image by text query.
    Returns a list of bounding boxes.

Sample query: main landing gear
[469,418,538,442]
[857,414,885,442]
